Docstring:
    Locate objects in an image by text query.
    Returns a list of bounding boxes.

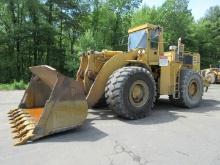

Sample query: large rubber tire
[105,66,156,119]
[169,69,203,108]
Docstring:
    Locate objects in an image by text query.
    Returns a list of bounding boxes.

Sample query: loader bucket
[8,65,88,145]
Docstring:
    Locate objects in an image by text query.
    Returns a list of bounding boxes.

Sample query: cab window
[151,31,159,49]
[128,30,147,51]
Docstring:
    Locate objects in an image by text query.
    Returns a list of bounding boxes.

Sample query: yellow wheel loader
[201,68,220,84]
[8,23,205,145]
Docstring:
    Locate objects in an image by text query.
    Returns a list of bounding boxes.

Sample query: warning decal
[159,56,168,66]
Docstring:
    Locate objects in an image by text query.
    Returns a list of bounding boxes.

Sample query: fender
[86,52,138,107]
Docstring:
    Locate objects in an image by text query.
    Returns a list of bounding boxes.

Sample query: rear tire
[105,66,156,119]
[169,69,203,108]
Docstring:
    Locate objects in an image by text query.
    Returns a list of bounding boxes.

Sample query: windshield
[128,30,147,51]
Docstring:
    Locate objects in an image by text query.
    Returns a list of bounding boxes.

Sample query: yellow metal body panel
[82,51,123,94]
[36,100,87,137]
[86,52,137,107]
[160,61,182,95]
[76,55,88,89]
[160,51,181,95]
[128,23,158,33]
[103,50,123,58]
[182,52,200,72]
[192,53,200,72]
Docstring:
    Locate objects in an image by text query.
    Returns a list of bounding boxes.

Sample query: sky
[141,0,220,20]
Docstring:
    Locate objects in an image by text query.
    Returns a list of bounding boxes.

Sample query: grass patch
[0,80,28,90]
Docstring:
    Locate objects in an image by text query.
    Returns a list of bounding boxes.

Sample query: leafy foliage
[0,81,27,90]
[194,6,220,68]
[0,0,219,84]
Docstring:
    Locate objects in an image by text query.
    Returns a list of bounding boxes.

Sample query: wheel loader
[201,67,220,84]
[8,23,205,145]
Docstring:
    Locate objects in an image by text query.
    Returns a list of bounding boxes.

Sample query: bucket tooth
[17,130,28,138]
[10,119,25,126]
[8,112,19,118]
[12,125,26,133]
[8,111,25,119]
[12,131,23,139]
[16,122,34,132]
[13,114,30,122]
[12,132,19,137]
[13,130,28,139]
[9,120,16,124]
[9,113,29,121]
[8,109,22,117]
[12,123,35,138]
[14,139,28,146]
[8,109,18,115]
[14,130,34,146]
[12,128,19,133]
[12,124,26,133]
[12,128,22,138]
[9,111,27,118]
[8,118,13,121]
[12,128,25,137]
[10,118,21,125]
[10,119,33,128]
[13,128,33,140]
[11,120,25,128]
[10,119,22,125]
[9,115,30,125]
[8,109,20,115]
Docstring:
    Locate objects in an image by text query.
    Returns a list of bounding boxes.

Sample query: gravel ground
[0,85,220,165]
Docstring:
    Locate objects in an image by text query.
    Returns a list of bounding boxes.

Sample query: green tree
[0,0,219,84]
[131,6,161,26]
[131,0,194,49]
[194,6,220,68]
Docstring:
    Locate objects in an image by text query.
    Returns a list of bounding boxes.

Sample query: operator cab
[127,23,163,64]
[128,24,161,51]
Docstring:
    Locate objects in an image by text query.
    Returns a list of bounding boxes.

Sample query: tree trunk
[9,0,21,80]
[112,12,120,50]
[46,1,53,65]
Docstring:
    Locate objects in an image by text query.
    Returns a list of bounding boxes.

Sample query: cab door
[149,30,159,65]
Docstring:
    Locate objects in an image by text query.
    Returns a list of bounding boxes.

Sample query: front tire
[105,66,156,119]
[169,69,203,108]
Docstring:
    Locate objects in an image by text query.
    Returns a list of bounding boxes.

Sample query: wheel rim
[129,80,149,107]
[188,80,198,97]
